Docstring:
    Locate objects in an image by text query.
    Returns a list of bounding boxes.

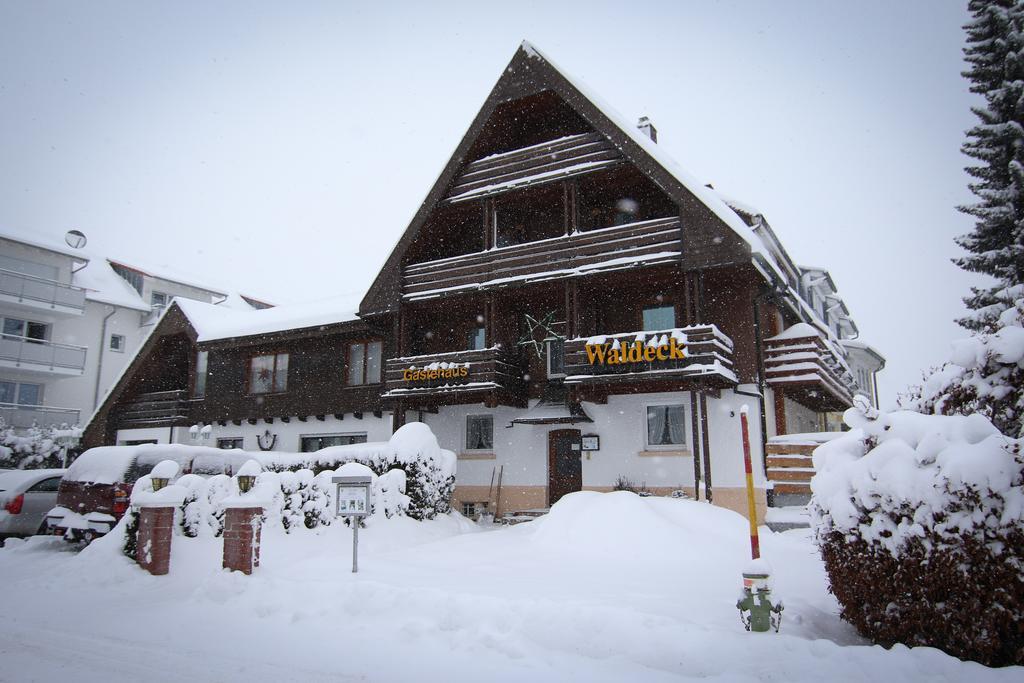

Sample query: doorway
[547,429,582,506]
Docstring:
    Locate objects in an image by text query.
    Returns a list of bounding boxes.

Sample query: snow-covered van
[46,444,248,543]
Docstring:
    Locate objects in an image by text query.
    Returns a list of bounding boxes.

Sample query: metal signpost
[332,475,372,573]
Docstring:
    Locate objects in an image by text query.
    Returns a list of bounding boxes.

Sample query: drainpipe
[93,305,117,411]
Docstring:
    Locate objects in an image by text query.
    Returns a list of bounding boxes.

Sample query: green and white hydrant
[737,562,784,633]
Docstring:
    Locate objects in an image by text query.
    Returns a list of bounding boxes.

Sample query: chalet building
[82,42,883,520]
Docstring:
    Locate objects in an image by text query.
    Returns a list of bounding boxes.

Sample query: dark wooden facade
[83,43,859,450]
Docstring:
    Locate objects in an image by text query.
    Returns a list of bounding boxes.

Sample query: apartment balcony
[115,389,193,429]
[0,336,87,377]
[0,268,86,316]
[764,326,855,412]
[383,346,525,405]
[562,325,737,391]
[0,403,80,430]
[402,216,682,301]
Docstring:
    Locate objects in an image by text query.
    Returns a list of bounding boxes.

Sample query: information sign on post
[332,475,372,573]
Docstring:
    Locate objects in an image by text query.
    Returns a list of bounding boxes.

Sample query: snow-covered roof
[176,293,363,343]
[0,232,90,262]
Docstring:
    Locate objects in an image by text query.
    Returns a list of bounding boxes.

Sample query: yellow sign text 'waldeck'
[584,338,686,364]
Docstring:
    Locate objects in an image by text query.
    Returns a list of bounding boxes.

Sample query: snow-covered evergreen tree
[957,0,1024,331]
[907,1,1024,436]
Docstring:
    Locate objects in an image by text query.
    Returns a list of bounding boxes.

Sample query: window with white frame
[109,334,126,352]
[646,404,686,447]
[300,433,368,452]
[468,326,486,350]
[151,291,169,308]
[2,317,49,342]
[347,341,382,385]
[217,437,243,450]
[546,338,565,378]
[466,414,493,451]
[0,380,42,406]
[249,353,288,394]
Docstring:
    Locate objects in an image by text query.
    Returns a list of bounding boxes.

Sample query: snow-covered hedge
[0,423,64,469]
[258,423,455,520]
[810,399,1024,666]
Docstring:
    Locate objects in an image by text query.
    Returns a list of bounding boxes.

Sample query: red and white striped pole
[740,405,760,560]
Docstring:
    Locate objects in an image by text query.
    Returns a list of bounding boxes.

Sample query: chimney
[637,116,657,143]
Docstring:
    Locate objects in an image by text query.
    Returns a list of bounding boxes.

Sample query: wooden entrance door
[548,429,582,506]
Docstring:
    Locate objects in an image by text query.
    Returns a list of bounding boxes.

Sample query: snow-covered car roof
[0,469,66,492]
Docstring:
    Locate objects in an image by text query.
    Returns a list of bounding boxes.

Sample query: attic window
[111,263,144,295]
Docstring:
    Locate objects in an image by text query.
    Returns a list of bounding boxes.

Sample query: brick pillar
[223,507,263,575]
[136,506,174,576]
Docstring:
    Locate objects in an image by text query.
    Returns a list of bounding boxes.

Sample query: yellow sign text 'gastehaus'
[403,366,469,382]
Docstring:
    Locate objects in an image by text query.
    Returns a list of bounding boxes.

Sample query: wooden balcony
[383,346,525,405]
[116,389,193,429]
[445,132,623,202]
[562,325,737,391]
[764,327,855,412]
[403,216,682,301]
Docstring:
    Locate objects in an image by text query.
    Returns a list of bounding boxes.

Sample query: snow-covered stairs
[765,438,817,530]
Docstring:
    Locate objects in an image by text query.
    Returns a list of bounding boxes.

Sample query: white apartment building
[0,231,268,432]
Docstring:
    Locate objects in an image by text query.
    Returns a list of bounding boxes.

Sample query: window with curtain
[347,341,383,385]
[249,353,288,394]
[468,327,486,350]
[646,404,686,447]
[642,305,675,331]
[194,350,209,398]
[466,414,493,450]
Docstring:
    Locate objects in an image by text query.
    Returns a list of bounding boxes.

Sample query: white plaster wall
[181,413,394,453]
[115,425,190,445]
[424,390,768,492]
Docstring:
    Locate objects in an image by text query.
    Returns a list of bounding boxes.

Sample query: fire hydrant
[736,567,784,633]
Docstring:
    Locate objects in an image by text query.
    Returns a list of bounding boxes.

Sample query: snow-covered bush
[903,287,1024,438]
[0,423,64,469]
[260,423,455,519]
[810,401,1024,666]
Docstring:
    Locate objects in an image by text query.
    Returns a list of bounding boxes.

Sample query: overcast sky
[0,1,984,408]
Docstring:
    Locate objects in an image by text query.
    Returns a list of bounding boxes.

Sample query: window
[194,350,209,398]
[109,334,125,352]
[642,305,675,331]
[466,414,493,451]
[0,381,42,406]
[26,477,62,493]
[468,327,486,350]
[347,341,382,385]
[248,353,288,394]
[546,338,565,378]
[2,317,48,342]
[111,263,144,294]
[300,434,368,452]
[646,404,686,447]
[151,291,168,307]
[217,437,243,450]
[462,501,488,517]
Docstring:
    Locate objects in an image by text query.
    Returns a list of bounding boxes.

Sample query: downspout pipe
[93,305,117,411]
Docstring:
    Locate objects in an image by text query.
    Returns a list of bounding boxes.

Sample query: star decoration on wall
[518,311,564,360]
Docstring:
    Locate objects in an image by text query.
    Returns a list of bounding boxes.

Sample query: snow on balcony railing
[0,335,88,374]
[0,267,86,313]
[0,403,80,430]
[764,324,855,410]
[383,346,525,399]
[562,325,737,386]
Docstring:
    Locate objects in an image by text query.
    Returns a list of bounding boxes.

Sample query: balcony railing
[116,389,193,428]
[0,268,86,314]
[0,335,87,375]
[383,346,524,401]
[563,325,737,387]
[0,403,80,430]
[763,327,855,411]
[402,216,682,301]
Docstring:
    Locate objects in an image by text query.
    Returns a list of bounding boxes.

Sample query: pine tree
[956,0,1024,331]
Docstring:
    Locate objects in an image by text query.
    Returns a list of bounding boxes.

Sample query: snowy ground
[0,491,1017,682]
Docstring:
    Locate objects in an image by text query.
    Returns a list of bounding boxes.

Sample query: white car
[0,469,67,540]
